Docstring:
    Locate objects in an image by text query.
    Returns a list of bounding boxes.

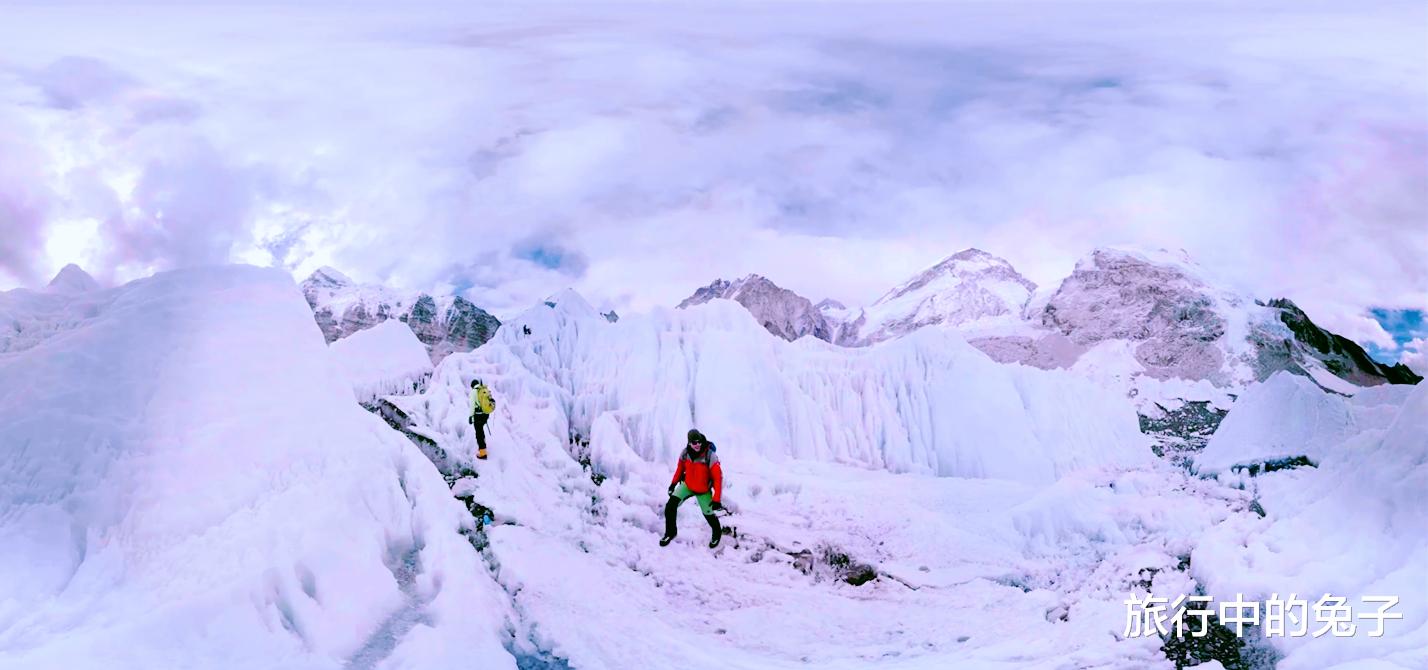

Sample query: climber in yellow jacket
[469,379,496,459]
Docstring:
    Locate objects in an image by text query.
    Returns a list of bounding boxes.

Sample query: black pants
[664,495,721,540]
[473,413,489,451]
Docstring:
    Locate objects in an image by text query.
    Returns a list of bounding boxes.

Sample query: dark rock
[1266,298,1421,385]
[679,274,834,343]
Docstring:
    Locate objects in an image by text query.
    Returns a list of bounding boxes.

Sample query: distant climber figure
[660,429,724,548]
[522,325,532,336]
[469,379,496,459]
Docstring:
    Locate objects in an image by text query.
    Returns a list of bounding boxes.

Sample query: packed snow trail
[0,267,515,669]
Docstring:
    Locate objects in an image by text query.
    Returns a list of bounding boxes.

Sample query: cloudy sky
[1,1,1424,364]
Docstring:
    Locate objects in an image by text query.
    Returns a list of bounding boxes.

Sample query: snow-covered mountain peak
[856,248,1037,345]
[543,287,602,320]
[677,273,833,343]
[305,265,354,289]
[45,263,99,293]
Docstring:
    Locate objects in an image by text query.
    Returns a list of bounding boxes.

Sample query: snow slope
[330,319,433,403]
[380,290,1250,669]
[0,267,512,669]
[1195,381,1427,669]
[1194,371,1356,473]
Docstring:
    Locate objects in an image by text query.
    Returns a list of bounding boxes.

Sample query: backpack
[476,386,495,414]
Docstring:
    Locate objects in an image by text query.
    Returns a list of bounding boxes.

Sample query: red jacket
[671,444,722,502]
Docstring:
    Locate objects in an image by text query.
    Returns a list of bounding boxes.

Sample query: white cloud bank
[0,1,1423,327]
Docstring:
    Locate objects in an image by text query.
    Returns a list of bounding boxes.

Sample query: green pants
[671,482,716,515]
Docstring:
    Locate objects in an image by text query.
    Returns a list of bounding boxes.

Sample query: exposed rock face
[601,310,619,323]
[856,248,1037,346]
[1039,248,1231,382]
[1029,248,1419,388]
[1265,298,1422,385]
[300,267,500,364]
[678,274,833,342]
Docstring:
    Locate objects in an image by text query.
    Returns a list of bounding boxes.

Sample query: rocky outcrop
[678,274,834,342]
[300,267,500,364]
[1264,298,1421,385]
[1038,248,1231,382]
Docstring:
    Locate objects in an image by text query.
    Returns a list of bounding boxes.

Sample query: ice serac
[678,274,834,343]
[0,266,513,669]
[1193,371,1355,473]
[299,266,500,364]
[428,289,1150,484]
[329,318,434,403]
[856,248,1037,346]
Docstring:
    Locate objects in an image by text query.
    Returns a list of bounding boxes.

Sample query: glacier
[1,266,1421,669]
[330,319,434,404]
[0,268,512,669]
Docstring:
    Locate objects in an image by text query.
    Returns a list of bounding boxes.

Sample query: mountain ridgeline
[677,248,1420,391]
[299,267,500,364]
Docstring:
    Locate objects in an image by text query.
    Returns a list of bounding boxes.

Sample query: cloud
[1366,308,1428,366]
[1399,338,1427,375]
[27,56,135,110]
[0,133,50,286]
[0,1,1422,332]
[512,232,589,278]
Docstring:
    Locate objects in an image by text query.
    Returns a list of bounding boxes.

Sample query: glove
[667,483,677,495]
[468,415,473,425]
[710,501,723,512]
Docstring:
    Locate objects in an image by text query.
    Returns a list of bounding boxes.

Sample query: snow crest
[330,319,433,403]
[0,267,513,669]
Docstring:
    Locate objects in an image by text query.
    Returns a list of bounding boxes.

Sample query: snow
[0,267,513,669]
[1304,356,1367,396]
[856,249,1036,346]
[328,319,432,403]
[1195,371,1356,473]
[369,286,1265,668]
[6,263,1420,669]
[462,291,1151,484]
[1194,382,1427,669]
[45,264,100,294]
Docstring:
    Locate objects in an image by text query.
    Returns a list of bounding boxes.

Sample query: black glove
[468,415,473,425]
[668,483,677,495]
[711,501,723,512]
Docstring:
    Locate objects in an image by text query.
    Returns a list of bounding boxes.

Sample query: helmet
[687,429,705,445]
[471,379,481,388]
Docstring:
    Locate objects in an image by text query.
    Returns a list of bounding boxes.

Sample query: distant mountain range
[676,247,1420,391]
[299,267,500,364]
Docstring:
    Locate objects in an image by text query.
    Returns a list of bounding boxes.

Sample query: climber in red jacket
[660,429,724,548]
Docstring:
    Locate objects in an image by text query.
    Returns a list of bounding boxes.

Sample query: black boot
[705,513,722,549]
[659,497,680,546]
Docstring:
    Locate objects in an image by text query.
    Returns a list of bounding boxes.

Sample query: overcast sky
[1,1,1424,364]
